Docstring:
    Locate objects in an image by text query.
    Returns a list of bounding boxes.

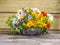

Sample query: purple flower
[31,8,40,13]
[22,12,26,16]
[28,14,32,20]
[18,19,24,22]
[31,8,36,11]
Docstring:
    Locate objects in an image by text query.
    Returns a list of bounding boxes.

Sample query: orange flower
[28,20,35,26]
[30,21,35,26]
[45,23,50,28]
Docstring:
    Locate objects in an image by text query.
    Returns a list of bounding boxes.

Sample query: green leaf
[8,30,18,35]
[18,25,24,29]
[21,28,26,34]
[42,28,48,34]
[18,25,26,34]
[33,16,36,20]
[7,15,18,27]
[44,17,48,23]
[23,15,28,23]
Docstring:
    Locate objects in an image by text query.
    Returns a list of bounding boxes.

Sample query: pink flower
[13,20,19,26]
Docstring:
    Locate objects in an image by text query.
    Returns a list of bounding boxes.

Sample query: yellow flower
[26,10,30,13]
[22,23,27,27]
[38,22,46,28]
[20,16,24,19]
[37,19,46,28]
[42,23,46,26]
[27,23,31,27]
[30,21,35,26]
[41,18,43,21]
[37,20,41,24]
[27,20,36,27]
[37,20,43,24]
[31,12,36,16]
[35,14,40,20]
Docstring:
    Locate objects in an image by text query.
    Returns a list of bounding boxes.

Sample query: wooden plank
[0,13,16,28]
[0,28,11,34]
[0,0,60,13]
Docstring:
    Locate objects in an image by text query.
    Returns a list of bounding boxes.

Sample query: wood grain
[0,0,60,13]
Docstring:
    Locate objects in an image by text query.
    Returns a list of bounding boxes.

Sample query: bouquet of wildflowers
[7,8,53,34]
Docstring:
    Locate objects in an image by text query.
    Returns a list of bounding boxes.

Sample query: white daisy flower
[47,14,53,21]
[16,14,20,19]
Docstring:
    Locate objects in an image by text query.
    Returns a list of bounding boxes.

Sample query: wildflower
[18,19,23,22]
[27,20,35,27]
[13,20,19,26]
[45,23,50,28]
[20,16,24,19]
[35,14,40,20]
[31,12,36,16]
[26,9,30,13]
[22,23,27,27]
[27,23,31,27]
[47,14,53,21]
[41,11,47,17]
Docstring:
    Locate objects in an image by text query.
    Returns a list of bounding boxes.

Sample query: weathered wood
[0,0,60,13]
[0,28,11,34]
[0,13,16,28]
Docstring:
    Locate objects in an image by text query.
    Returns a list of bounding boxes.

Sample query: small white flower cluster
[47,14,53,21]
